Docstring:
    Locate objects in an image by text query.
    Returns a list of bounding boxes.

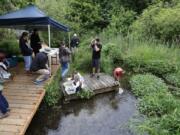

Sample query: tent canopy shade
[0,5,69,32]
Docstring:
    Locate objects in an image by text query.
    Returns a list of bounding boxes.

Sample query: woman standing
[59,42,71,80]
[19,32,33,74]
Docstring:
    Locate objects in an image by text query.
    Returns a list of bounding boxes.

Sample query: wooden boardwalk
[63,73,120,101]
[0,64,59,135]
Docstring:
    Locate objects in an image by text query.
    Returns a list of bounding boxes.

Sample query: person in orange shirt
[113,67,125,81]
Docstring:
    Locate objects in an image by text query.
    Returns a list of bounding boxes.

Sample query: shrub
[138,92,177,117]
[103,43,123,65]
[44,69,62,106]
[164,71,180,88]
[0,40,20,56]
[130,74,168,97]
[140,109,180,135]
[76,89,94,99]
[122,44,178,75]
[107,6,136,35]
[131,1,180,42]
[71,46,92,73]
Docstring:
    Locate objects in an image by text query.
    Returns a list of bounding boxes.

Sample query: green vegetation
[130,74,167,97]
[130,74,180,134]
[131,0,180,42]
[76,89,94,99]
[44,69,62,106]
[0,0,180,134]
[164,71,180,88]
[0,40,20,56]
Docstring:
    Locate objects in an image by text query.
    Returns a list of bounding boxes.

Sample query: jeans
[23,56,32,71]
[61,62,69,78]
[0,91,9,114]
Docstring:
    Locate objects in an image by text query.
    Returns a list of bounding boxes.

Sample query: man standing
[70,33,80,50]
[30,48,50,84]
[59,42,71,80]
[30,29,42,56]
[91,38,102,79]
[70,33,80,61]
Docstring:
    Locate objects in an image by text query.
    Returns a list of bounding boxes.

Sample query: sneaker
[33,80,43,85]
[97,75,100,79]
[7,108,11,112]
[0,112,9,119]
[90,74,95,78]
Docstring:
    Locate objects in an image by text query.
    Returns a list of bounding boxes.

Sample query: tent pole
[68,32,71,49]
[48,24,51,47]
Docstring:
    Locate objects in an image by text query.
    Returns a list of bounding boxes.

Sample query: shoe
[0,112,9,119]
[7,108,11,112]
[33,80,43,85]
[90,74,95,78]
[97,75,100,79]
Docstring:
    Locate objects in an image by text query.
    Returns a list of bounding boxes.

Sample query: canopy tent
[0,4,70,47]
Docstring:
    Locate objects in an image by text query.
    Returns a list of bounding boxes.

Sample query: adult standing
[70,33,80,50]
[59,42,71,80]
[0,54,10,119]
[70,33,79,61]
[90,38,102,79]
[30,29,42,56]
[30,48,50,84]
[19,32,32,74]
[0,85,9,119]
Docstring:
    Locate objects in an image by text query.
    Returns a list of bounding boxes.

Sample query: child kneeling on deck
[72,72,84,92]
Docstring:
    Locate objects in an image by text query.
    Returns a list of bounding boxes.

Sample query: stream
[26,89,138,135]
[26,74,139,135]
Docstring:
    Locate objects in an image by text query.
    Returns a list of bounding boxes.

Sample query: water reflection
[26,90,137,135]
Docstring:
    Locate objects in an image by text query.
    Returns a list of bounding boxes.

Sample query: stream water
[26,89,138,135]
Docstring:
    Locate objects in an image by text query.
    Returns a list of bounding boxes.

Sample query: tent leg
[68,32,71,49]
[48,25,52,76]
[48,25,51,47]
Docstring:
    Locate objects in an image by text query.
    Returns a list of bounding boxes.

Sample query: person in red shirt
[113,67,125,81]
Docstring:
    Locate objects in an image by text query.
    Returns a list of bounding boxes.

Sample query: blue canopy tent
[0,5,70,47]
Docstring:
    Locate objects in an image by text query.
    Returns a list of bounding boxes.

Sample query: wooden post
[48,24,51,47]
[68,32,71,49]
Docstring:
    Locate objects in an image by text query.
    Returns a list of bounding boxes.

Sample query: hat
[39,47,51,54]
[0,85,3,91]
[73,33,77,37]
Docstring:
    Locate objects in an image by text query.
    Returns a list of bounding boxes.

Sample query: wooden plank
[0,118,26,126]
[4,87,43,91]
[4,89,44,94]
[6,95,39,101]
[0,132,18,135]
[0,125,22,133]
[0,64,58,135]
[6,114,30,119]
[9,104,35,109]
[8,99,37,105]
[3,92,42,97]
[83,76,94,91]
[64,73,120,101]
[20,89,45,135]
[10,108,32,114]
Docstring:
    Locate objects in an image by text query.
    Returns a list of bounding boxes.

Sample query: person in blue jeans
[19,32,33,74]
[59,42,71,80]
[0,85,9,119]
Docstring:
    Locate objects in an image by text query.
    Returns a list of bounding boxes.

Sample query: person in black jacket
[19,32,32,73]
[30,48,50,85]
[59,42,71,79]
[30,29,42,56]
[90,38,102,79]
